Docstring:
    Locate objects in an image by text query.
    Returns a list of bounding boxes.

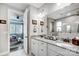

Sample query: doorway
[10,16,24,52]
[8,8,30,56]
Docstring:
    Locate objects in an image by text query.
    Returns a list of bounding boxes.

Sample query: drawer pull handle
[33,43,35,45]
[56,55,60,56]
[41,43,44,44]
[41,49,43,51]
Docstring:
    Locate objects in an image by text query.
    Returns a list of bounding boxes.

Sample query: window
[10,24,16,34]
[56,21,62,32]
[16,24,23,34]
[10,23,23,35]
[66,25,71,32]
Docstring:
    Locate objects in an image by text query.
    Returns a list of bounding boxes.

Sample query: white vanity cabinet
[31,39,47,56]
[31,38,79,56]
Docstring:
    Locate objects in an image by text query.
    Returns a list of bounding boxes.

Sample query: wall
[29,6,47,55]
[29,6,39,36]
[0,4,9,55]
[29,6,47,36]
[0,4,24,55]
[0,4,8,20]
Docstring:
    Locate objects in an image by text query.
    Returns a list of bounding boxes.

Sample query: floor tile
[9,49,27,56]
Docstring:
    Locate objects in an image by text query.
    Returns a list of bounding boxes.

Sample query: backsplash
[58,33,79,39]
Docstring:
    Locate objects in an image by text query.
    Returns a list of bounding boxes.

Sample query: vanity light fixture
[56,3,72,9]
[56,3,61,6]
[67,13,71,16]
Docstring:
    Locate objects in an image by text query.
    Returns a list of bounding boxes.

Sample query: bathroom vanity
[31,36,79,56]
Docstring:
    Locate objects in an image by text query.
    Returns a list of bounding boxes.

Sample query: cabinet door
[48,49,60,56]
[38,46,47,56]
[38,41,47,56]
[31,39,39,56]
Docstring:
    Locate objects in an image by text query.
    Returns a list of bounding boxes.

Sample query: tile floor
[9,49,28,56]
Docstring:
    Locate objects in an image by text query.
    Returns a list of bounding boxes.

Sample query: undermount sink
[44,36,58,41]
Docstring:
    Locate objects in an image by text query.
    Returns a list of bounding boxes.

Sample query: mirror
[61,16,79,33]
[47,16,79,34]
[47,18,55,34]
[66,25,71,33]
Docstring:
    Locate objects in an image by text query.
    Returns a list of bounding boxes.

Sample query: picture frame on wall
[32,20,37,25]
[0,20,6,24]
[40,21,44,25]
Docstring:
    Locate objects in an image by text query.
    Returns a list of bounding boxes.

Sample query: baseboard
[0,51,9,56]
[24,49,30,56]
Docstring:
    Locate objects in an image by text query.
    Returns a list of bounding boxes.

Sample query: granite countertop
[31,36,79,54]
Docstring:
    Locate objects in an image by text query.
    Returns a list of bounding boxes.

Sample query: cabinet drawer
[48,44,61,52]
[38,41,47,47]
[48,44,79,56]
[48,49,60,56]
[63,49,79,56]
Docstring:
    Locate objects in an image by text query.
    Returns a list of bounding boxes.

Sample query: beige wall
[0,4,24,55]
[29,6,47,36]
[0,4,9,55]
[29,6,47,55]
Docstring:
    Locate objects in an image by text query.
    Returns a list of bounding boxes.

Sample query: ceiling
[29,3,44,8]
[5,3,44,12]
[5,3,29,12]
[4,3,79,19]
[47,3,79,19]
